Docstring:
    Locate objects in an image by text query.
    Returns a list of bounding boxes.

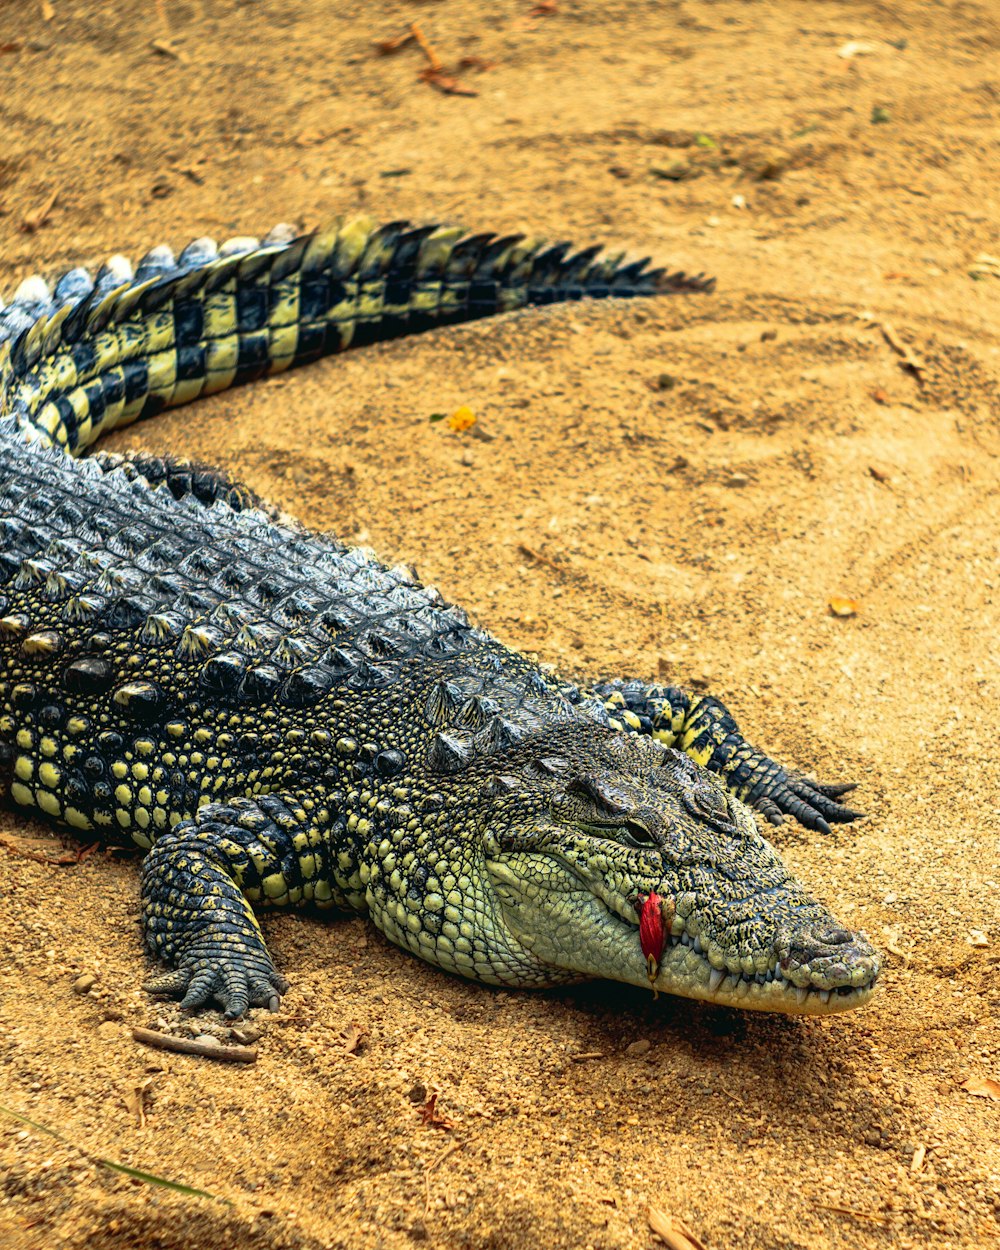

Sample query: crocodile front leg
[141,793,354,1017]
[582,679,863,833]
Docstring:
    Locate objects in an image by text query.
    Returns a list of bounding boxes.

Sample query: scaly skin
[0,216,880,1018]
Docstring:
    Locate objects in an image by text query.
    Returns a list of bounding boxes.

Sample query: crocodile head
[477,727,881,1014]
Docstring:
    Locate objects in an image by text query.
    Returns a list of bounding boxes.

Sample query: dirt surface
[1,2,999,1247]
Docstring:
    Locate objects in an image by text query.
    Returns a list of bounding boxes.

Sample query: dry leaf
[122,1077,158,1128]
[648,1206,709,1250]
[961,1076,1000,1101]
[373,31,415,55]
[420,67,478,96]
[446,405,477,432]
[828,596,860,618]
[338,1022,367,1054]
[418,1093,457,1131]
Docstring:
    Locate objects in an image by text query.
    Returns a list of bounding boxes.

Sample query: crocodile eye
[686,786,732,824]
[622,819,657,848]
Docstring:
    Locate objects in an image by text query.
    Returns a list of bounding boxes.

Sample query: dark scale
[0,215,880,1020]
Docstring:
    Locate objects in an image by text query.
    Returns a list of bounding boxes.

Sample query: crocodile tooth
[708,967,725,992]
[693,935,704,954]
[818,989,831,1005]
[795,987,809,1005]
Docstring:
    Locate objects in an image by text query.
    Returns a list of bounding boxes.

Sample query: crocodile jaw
[647,939,878,1015]
[486,857,881,1015]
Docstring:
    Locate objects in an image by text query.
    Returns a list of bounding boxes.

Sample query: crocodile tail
[0,217,714,456]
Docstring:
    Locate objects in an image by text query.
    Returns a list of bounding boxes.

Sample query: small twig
[879,320,926,383]
[518,542,563,573]
[0,833,80,865]
[151,39,185,60]
[410,22,443,72]
[426,1140,463,1175]
[373,30,415,55]
[20,190,57,234]
[420,67,479,97]
[132,1026,257,1064]
[570,1050,605,1063]
[375,22,479,95]
[422,1136,470,1218]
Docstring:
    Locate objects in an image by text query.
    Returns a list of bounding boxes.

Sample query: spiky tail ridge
[0,216,714,456]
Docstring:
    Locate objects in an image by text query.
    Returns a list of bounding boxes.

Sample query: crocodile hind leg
[141,793,350,1017]
[582,679,863,833]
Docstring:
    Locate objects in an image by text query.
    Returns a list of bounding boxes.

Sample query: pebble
[625,1039,652,1057]
[73,973,96,994]
[461,450,475,468]
[231,1024,263,1044]
[725,472,750,488]
[194,1033,223,1049]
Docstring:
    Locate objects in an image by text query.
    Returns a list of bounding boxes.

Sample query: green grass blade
[0,1103,229,1204]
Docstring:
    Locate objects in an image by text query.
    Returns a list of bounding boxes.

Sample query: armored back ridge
[0,215,879,1019]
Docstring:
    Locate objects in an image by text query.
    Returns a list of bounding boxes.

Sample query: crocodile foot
[145,948,289,1018]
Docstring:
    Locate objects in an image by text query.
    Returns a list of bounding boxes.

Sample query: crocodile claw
[145,954,289,1019]
[751,772,865,834]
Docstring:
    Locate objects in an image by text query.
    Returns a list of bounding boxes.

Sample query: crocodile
[0,217,880,1019]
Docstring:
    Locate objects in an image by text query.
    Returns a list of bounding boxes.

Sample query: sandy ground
[1,1,999,1247]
